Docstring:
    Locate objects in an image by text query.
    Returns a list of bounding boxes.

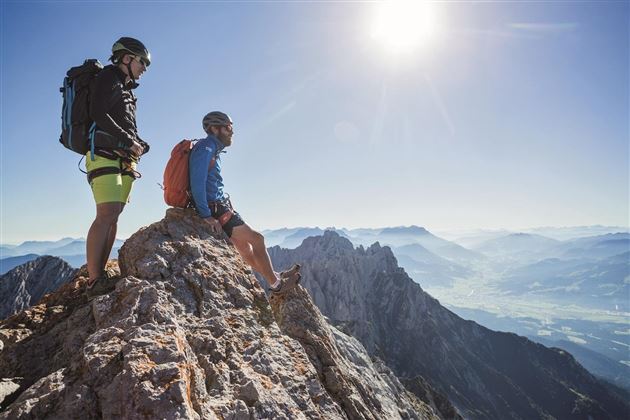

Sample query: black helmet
[203,111,232,133]
[111,37,151,66]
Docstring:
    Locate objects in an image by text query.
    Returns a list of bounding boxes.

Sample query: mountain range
[3,223,628,405]
[2,216,629,418]
[263,225,484,266]
[471,232,629,262]
[0,237,78,256]
[268,231,629,419]
[498,252,629,310]
[0,238,124,274]
[438,226,628,245]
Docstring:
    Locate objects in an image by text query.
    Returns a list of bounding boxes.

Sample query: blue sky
[1,1,628,244]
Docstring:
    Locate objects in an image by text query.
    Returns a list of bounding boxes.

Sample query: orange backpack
[163,139,218,208]
[163,140,195,208]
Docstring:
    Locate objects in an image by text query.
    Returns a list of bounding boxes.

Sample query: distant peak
[366,241,396,260]
[505,232,556,241]
[381,225,430,235]
[298,230,355,252]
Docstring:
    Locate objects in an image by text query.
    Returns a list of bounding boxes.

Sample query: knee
[94,208,122,225]
[94,213,119,226]
[253,231,265,246]
[232,226,265,247]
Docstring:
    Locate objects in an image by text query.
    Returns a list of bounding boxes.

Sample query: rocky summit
[0,209,442,419]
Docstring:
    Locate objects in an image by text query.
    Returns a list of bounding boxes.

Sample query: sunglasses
[131,55,149,67]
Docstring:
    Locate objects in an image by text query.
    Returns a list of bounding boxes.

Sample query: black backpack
[59,59,103,155]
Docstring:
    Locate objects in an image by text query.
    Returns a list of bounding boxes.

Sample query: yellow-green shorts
[86,153,137,204]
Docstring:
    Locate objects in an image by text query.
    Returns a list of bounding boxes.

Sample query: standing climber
[85,37,151,296]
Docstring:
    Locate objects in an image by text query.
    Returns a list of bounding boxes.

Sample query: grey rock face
[268,231,630,420]
[270,285,439,420]
[0,209,437,419]
[0,255,77,319]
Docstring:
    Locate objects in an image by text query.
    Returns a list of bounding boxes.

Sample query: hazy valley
[261,224,630,392]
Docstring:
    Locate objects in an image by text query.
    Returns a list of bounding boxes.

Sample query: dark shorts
[210,201,245,237]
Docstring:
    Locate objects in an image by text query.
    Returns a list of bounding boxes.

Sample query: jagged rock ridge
[268,231,630,420]
[0,209,440,419]
[270,285,449,419]
[0,255,77,320]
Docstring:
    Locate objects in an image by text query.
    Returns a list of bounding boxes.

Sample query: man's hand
[203,217,222,235]
[138,139,150,155]
[129,140,144,157]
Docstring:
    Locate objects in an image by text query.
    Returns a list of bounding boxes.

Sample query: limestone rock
[271,286,439,419]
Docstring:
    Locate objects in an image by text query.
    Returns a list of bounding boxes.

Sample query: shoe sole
[271,272,301,297]
[280,264,301,279]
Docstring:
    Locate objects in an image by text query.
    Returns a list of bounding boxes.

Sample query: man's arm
[189,141,214,219]
[89,71,136,148]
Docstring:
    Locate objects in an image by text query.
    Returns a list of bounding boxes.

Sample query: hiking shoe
[103,267,119,280]
[85,275,118,298]
[270,270,301,297]
[280,263,300,278]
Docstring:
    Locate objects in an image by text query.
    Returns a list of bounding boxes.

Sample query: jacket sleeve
[189,141,214,219]
[89,71,136,147]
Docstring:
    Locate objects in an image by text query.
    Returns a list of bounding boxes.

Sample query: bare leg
[229,224,279,287]
[229,237,283,279]
[101,224,117,268]
[86,202,123,282]
[232,239,257,268]
[100,204,124,270]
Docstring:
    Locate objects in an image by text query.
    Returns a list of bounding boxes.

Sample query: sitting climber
[189,111,301,296]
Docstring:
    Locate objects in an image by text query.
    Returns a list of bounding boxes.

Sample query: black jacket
[89,65,148,157]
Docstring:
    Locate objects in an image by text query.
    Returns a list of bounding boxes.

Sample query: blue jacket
[189,135,226,218]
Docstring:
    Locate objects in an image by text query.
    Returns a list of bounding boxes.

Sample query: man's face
[123,54,148,79]
[216,124,233,147]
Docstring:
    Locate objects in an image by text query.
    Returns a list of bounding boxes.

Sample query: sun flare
[370,1,439,53]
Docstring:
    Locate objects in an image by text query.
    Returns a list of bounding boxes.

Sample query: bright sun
[370,1,439,53]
